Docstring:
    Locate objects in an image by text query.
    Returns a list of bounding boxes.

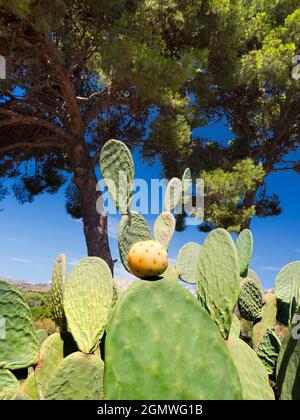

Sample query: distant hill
[0,276,50,293]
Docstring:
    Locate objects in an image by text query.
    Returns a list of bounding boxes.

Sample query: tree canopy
[144,0,300,231]
[0,0,299,269]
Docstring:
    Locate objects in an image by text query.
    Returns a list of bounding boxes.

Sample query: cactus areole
[128,240,168,279]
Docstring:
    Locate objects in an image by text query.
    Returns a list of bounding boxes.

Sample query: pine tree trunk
[71,144,114,273]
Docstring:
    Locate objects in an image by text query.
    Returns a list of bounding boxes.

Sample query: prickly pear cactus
[196,229,240,338]
[226,337,275,400]
[0,369,19,391]
[176,242,201,284]
[276,329,300,400]
[45,352,104,400]
[229,314,241,339]
[235,229,253,276]
[164,177,182,212]
[153,211,175,250]
[0,279,38,370]
[128,240,168,278]
[118,212,152,272]
[0,389,31,400]
[182,167,192,207]
[274,261,300,305]
[256,328,281,375]
[21,371,39,400]
[36,329,48,348]
[35,332,65,397]
[111,278,121,308]
[238,276,263,321]
[247,268,261,284]
[51,253,67,334]
[104,278,242,400]
[100,139,134,213]
[64,257,113,353]
[252,292,277,350]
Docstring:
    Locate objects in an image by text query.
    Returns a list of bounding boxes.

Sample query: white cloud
[3,236,26,245]
[9,257,32,264]
[260,266,281,272]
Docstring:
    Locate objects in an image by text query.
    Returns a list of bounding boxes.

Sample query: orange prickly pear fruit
[128,240,168,279]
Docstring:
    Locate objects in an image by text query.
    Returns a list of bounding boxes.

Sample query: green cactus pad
[112,278,121,308]
[236,229,253,276]
[118,212,152,272]
[274,261,300,304]
[45,352,104,400]
[256,328,281,375]
[0,389,31,400]
[238,276,263,321]
[226,337,274,400]
[182,167,192,205]
[0,279,38,370]
[100,139,134,213]
[36,329,48,348]
[0,369,19,391]
[104,279,242,400]
[64,257,113,353]
[153,211,175,250]
[196,228,240,338]
[276,331,300,400]
[21,371,39,400]
[239,318,253,345]
[229,314,241,339]
[35,332,64,397]
[51,253,67,334]
[252,292,277,350]
[247,268,261,284]
[176,242,201,284]
[164,177,182,212]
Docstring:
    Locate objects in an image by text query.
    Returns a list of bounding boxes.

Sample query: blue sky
[0,122,299,289]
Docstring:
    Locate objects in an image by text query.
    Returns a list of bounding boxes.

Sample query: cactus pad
[236,229,253,276]
[118,212,152,272]
[196,228,240,338]
[0,389,31,400]
[64,257,113,353]
[176,242,201,284]
[256,328,281,375]
[51,253,67,334]
[36,329,48,348]
[226,337,274,400]
[274,261,300,305]
[112,278,121,308]
[0,279,38,370]
[45,352,104,400]
[229,314,241,339]
[164,177,182,212]
[0,369,19,391]
[100,139,134,213]
[252,292,277,350]
[153,211,175,249]
[21,371,39,400]
[35,332,65,397]
[276,331,300,400]
[104,279,242,400]
[238,276,263,321]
